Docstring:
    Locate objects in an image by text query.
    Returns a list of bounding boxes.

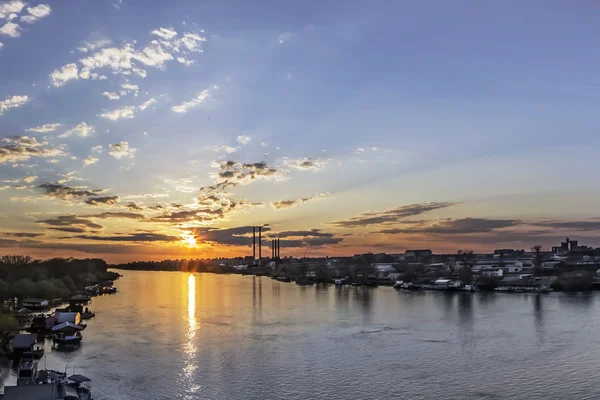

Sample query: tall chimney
[277,238,280,259]
[252,227,256,261]
[258,226,262,262]
[272,239,275,259]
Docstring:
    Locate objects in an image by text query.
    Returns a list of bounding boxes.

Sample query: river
[2,270,600,399]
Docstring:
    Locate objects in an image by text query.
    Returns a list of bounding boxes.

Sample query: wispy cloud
[282,157,329,171]
[27,123,61,133]
[99,106,136,120]
[139,98,157,111]
[172,89,210,113]
[77,38,112,53]
[50,27,206,87]
[58,122,95,138]
[103,91,121,100]
[0,95,29,115]
[271,193,331,210]
[330,202,460,228]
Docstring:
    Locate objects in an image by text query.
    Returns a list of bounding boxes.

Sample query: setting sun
[183,236,197,248]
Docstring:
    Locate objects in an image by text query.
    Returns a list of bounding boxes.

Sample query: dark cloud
[530,220,600,232]
[271,193,330,210]
[279,237,343,248]
[126,202,143,211]
[0,136,65,164]
[1,232,44,238]
[37,183,104,201]
[47,227,88,233]
[330,202,459,227]
[83,212,145,220]
[275,229,334,238]
[206,160,283,190]
[378,218,521,235]
[84,196,119,206]
[188,226,271,246]
[187,226,341,248]
[74,233,179,242]
[38,215,104,232]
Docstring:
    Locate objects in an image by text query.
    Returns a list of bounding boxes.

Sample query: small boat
[295,277,314,286]
[67,374,94,400]
[53,332,82,347]
[276,277,291,283]
[17,354,38,386]
[393,280,404,289]
[81,311,95,320]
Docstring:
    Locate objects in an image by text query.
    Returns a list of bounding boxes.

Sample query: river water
[2,270,600,399]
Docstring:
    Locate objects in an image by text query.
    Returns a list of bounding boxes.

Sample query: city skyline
[1,0,600,262]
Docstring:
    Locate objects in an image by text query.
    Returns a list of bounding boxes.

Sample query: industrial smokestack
[272,239,275,259]
[258,226,262,261]
[277,238,280,259]
[252,227,256,261]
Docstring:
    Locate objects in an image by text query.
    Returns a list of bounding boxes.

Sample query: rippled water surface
[3,270,600,399]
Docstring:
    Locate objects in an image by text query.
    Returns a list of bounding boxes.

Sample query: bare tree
[458,249,474,284]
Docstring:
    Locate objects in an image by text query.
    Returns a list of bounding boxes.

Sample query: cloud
[83,156,98,166]
[122,192,169,199]
[84,196,119,206]
[99,105,136,120]
[282,157,329,171]
[275,229,334,238]
[22,175,37,183]
[50,63,79,87]
[73,232,178,242]
[0,95,29,115]
[126,202,143,211]
[208,145,236,154]
[77,38,112,53]
[189,226,271,246]
[138,98,156,111]
[271,193,331,210]
[0,136,64,164]
[109,141,136,159]
[58,122,95,138]
[330,202,460,228]
[37,183,104,201]
[530,220,600,232]
[90,145,102,154]
[152,27,178,40]
[207,160,285,190]
[236,135,251,145]
[38,215,103,232]
[27,123,61,133]
[377,218,521,235]
[0,1,25,19]
[176,57,194,66]
[0,231,43,238]
[50,28,206,87]
[20,4,51,24]
[277,32,292,44]
[172,89,210,113]
[83,212,145,220]
[103,91,120,100]
[0,22,20,37]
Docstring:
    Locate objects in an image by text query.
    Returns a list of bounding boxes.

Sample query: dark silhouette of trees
[457,249,474,284]
[532,245,543,276]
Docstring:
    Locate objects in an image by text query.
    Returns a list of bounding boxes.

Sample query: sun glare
[183,235,197,248]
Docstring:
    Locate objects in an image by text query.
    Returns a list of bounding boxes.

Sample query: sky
[1,0,600,263]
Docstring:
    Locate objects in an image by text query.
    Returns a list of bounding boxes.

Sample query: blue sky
[1,0,600,262]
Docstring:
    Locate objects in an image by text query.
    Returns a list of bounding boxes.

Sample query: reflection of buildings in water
[533,295,544,346]
[457,293,473,323]
[352,287,373,323]
[252,277,263,323]
[477,292,497,308]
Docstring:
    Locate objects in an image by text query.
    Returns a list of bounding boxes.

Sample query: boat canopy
[69,374,91,382]
[52,321,84,332]
[13,334,37,349]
